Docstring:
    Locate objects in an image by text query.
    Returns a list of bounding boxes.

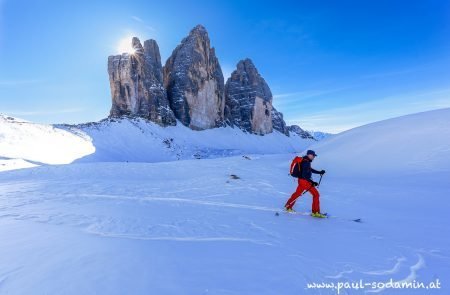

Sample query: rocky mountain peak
[131,37,144,54]
[163,25,225,130]
[106,25,299,136]
[190,24,208,35]
[143,39,163,83]
[224,58,290,135]
[107,38,176,126]
[224,59,272,135]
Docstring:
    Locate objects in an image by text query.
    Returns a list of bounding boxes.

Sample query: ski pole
[317,174,323,187]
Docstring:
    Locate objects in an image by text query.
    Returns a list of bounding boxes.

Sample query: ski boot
[311,212,327,218]
[285,207,295,213]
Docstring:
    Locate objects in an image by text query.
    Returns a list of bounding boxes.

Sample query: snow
[307,130,333,141]
[311,108,450,175]
[0,109,449,294]
[68,118,313,163]
[1,114,314,169]
[0,158,37,172]
[0,114,95,166]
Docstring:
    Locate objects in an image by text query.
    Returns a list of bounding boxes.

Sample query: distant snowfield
[0,109,449,294]
[0,114,314,171]
[0,115,95,171]
[65,117,314,163]
[311,108,450,175]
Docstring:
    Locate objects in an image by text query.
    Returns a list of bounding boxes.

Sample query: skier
[284,150,326,218]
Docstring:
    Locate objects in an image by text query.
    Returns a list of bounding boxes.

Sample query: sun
[116,36,136,54]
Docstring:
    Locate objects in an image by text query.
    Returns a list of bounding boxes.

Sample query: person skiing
[284,150,326,218]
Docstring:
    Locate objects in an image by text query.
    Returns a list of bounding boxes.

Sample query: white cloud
[131,16,143,23]
[273,86,355,101]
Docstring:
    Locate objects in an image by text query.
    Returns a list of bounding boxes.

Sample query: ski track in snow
[84,229,273,246]
[362,257,407,276]
[366,254,426,293]
[0,188,364,248]
[0,155,448,294]
[77,193,280,212]
[1,109,450,294]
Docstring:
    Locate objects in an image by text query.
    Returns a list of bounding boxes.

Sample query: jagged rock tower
[224,58,289,135]
[108,37,176,126]
[107,25,298,137]
[163,25,225,130]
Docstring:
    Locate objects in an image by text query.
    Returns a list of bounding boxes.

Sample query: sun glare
[117,36,136,54]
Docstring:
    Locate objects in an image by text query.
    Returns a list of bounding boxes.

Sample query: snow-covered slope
[0,114,314,171]
[312,108,450,175]
[64,118,313,163]
[0,115,95,171]
[0,109,448,294]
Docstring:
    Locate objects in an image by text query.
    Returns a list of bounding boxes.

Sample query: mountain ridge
[108,25,308,136]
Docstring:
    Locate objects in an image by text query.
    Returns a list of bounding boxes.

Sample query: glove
[311,181,319,187]
[320,170,326,175]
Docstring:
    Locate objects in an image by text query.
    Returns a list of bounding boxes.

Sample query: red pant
[285,179,320,213]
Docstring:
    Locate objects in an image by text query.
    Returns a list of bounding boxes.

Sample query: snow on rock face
[163,25,225,130]
[108,37,176,126]
[311,108,450,175]
[224,58,289,135]
[0,115,95,165]
[306,130,333,141]
[288,125,316,140]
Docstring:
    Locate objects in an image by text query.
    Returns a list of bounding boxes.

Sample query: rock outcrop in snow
[107,25,306,136]
[163,25,225,130]
[108,37,176,126]
[287,125,315,139]
[307,130,332,141]
[224,58,288,135]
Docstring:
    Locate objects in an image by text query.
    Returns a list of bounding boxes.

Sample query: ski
[327,214,362,223]
[275,211,362,223]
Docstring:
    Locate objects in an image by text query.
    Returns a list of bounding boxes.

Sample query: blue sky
[0,0,449,133]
